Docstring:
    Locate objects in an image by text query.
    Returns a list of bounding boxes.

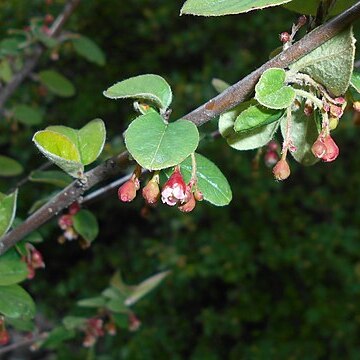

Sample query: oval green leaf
[234,104,284,133]
[255,68,295,109]
[77,296,106,308]
[0,59,12,83]
[38,70,75,98]
[350,70,360,93]
[32,130,84,178]
[0,249,28,286]
[72,35,106,66]
[72,209,99,243]
[0,190,18,238]
[125,112,199,170]
[176,153,232,206]
[0,155,23,177]
[0,284,35,319]
[29,170,72,187]
[13,104,43,125]
[290,27,355,96]
[219,101,281,151]
[284,0,357,15]
[180,0,292,16]
[104,74,172,111]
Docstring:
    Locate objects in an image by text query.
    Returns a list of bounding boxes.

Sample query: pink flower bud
[58,214,73,230]
[27,264,35,280]
[178,192,196,213]
[161,167,187,206]
[118,179,138,202]
[0,330,10,346]
[329,104,343,118]
[322,135,339,162]
[68,202,81,215]
[31,249,45,269]
[128,313,141,332]
[142,180,160,205]
[82,334,96,348]
[279,32,290,43]
[311,138,327,159]
[272,159,290,181]
[267,140,279,152]
[264,151,279,168]
[44,14,54,25]
[105,322,117,336]
[297,15,307,26]
[334,97,346,105]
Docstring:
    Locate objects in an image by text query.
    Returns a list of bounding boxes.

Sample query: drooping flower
[142,175,160,205]
[311,138,327,159]
[273,158,290,181]
[322,134,339,162]
[178,192,196,213]
[118,175,140,202]
[161,167,187,206]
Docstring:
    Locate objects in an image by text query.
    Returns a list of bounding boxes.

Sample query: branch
[0,2,360,255]
[0,0,81,110]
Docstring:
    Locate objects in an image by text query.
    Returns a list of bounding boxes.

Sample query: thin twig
[0,2,360,255]
[0,0,81,111]
[0,333,47,356]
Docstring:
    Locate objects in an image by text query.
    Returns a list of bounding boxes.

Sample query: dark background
[2,0,360,359]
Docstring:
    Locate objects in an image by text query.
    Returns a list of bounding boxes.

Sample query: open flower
[161,167,187,206]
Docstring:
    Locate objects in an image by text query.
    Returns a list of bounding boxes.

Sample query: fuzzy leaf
[0,284,35,319]
[181,0,292,16]
[72,209,99,243]
[125,112,199,170]
[219,101,281,150]
[290,27,355,96]
[0,249,28,286]
[350,70,360,93]
[0,156,23,177]
[104,74,172,111]
[13,104,43,125]
[176,153,232,206]
[29,170,72,187]
[0,190,18,237]
[38,70,75,97]
[72,35,106,66]
[255,68,295,109]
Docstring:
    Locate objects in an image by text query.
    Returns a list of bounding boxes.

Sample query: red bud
[118,179,138,202]
[0,330,10,346]
[279,32,290,43]
[264,151,279,168]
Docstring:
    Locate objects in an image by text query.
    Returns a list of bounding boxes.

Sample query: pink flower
[272,159,290,181]
[142,179,160,205]
[161,167,187,206]
[178,192,196,213]
[322,135,339,162]
[118,176,140,202]
[311,138,327,159]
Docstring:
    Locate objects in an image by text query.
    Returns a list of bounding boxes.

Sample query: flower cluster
[82,316,118,348]
[21,244,45,280]
[57,202,81,244]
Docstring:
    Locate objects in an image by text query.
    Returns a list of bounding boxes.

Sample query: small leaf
[0,249,28,286]
[350,70,360,93]
[0,284,35,319]
[13,104,43,125]
[125,271,170,306]
[0,156,23,177]
[181,0,292,16]
[234,104,284,133]
[106,299,128,313]
[72,210,99,242]
[32,130,84,178]
[0,38,22,56]
[29,170,72,187]
[0,59,12,83]
[72,35,106,66]
[290,27,355,96]
[0,190,18,237]
[77,296,106,308]
[125,112,199,170]
[212,78,230,93]
[255,68,295,109]
[280,102,320,166]
[38,70,75,97]
[62,316,87,330]
[40,326,76,349]
[177,153,232,206]
[219,101,281,150]
[104,74,172,111]
[110,271,132,296]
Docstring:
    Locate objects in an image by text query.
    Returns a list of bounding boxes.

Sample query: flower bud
[68,202,81,215]
[329,116,339,130]
[44,14,54,24]
[353,101,360,113]
[322,135,339,162]
[128,313,141,332]
[194,189,204,201]
[105,322,117,336]
[279,32,290,43]
[272,159,290,181]
[311,138,327,159]
[82,334,96,348]
[118,179,138,202]
[64,227,78,241]
[297,15,307,26]
[0,330,10,346]
[27,264,35,280]
[161,167,187,206]
[267,140,279,152]
[178,192,196,213]
[329,104,343,119]
[264,151,279,168]
[142,180,160,205]
[58,214,73,230]
[334,97,346,105]
[31,249,45,269]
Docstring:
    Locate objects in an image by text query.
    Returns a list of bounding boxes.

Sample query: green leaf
[32,130,84,178]
[180,0,292,16]
[0,59,12,83]
[110,271,132,296]
[0,249,28,285]
[102,286,125,300]
[40,326,76,349]
[211,78,230,93]
[72,35,106,66]
[0,190,18,237]
[125,112,199,170]
[255,68,295,109]
[6,317,34,332]
[106,299,128,313]
[72,210,99,242]
[38,70,75,97]
[219,101,281,150]
[29,170,72,187]
[0,284,35,319]
[104,74,172,111]
[234,104,284,133]
[177,153,232,206]
[0,38,21,56]
[350,70,360,93]
[280,103,320,166]
[283,0,357,15]
[290,27,355,96]
[62,316,87,330]
[124,271,170,306]
[0,155,23,177]
[13,104,43,125]
[77,296,106,308]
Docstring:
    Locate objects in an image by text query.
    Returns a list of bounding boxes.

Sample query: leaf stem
[294,89,323,109]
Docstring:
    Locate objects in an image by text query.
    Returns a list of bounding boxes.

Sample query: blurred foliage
[1,0,360,359]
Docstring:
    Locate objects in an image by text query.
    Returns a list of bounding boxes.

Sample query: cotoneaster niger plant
[0,0,360,354]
